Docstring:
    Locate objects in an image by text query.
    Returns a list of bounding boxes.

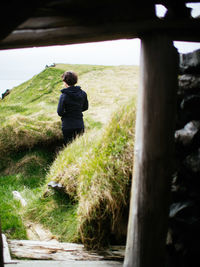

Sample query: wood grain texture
[0,223,4,267]
[0,18,200,50]
[0,0,199,50]
[124,34,179,267]
[8,240,125,261]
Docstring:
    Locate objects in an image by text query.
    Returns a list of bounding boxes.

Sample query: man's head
[61,71,78,86]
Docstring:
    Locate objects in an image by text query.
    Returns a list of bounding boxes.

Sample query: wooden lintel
[0,18,200,50]
[124,34,178,267]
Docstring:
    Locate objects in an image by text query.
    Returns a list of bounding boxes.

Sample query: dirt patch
[25,221,58,242]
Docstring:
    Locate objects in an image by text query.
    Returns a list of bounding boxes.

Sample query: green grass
[0,148,54,239]
[77,97,136,248]
[0,64,138,154]
[0,175,27,239]
[25,191,79,243]
[0,63,138,246]
[30,96,137,248]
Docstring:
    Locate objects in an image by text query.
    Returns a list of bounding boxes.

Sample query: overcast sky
[0,3,200,95]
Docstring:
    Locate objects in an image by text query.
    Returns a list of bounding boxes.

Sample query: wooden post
[124,34,178,267]
[0,220,4,267]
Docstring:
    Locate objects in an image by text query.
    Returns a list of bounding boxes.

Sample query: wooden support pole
[124,34,179,267]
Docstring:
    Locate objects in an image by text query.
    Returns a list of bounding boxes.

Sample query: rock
[175,121,200,146]
[169,48,200,267]
[169,201,194,219]
[178,74,200,93]
[180,95,200,121]
[48,181,64,192]
[181,95,200,110]
[169,200,200,229]
[1,89,10,99]
[25,221,57,241]
[192,128,200,148]
[184,148,200,173]
[180,49,200,74]
[166,229,173,245]
[12,191,27,207]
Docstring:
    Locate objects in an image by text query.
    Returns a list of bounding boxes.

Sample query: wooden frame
[124,34,179,267]
[0,220,3,267]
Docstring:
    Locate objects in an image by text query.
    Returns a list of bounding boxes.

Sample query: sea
[0,80,26,98]
[0,79,26,97]
[0,64,44,98]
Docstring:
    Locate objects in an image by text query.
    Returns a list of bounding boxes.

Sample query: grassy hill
[0,63,138,248]
[0,64,138,154]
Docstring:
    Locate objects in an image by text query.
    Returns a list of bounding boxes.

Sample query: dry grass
[45,96,137,248]
[0,63,139,245]
[77,98,136,248]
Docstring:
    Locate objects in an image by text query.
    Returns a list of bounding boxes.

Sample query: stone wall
[167,49,200,267]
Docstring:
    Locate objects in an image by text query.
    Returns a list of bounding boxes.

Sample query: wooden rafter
[0,0,199,50]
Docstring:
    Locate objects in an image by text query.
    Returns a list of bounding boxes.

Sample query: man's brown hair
[62,71,78,86]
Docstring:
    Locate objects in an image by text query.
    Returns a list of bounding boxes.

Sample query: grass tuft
[77,97,136,248]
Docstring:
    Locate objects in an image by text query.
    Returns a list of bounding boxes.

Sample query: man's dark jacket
[57,86,88,130]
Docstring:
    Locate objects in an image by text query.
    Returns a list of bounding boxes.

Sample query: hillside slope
[0,64,138,246]
[0,64,138,157]
[27,96,137,248]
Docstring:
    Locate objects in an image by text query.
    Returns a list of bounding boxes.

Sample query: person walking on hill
[57,71,88,145]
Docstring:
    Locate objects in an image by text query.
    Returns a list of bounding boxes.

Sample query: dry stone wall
[167,49,200,267]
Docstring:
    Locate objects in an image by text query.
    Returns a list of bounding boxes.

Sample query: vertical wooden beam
[0,220,4,267]
[124,34,179,267]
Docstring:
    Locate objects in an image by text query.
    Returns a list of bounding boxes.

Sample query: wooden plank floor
[5,260,123,267]
[2,235,124,266]
[8,239,124,261]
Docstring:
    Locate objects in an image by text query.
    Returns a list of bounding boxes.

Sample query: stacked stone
[167,49,200,267]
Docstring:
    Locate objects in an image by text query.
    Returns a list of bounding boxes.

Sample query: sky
[0,39,142,95]
[0,3,200,96]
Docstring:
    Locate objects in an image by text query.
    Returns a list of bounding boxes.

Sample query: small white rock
[12,191,27,207]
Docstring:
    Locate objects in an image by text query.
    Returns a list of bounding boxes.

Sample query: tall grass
[30,96,137,248]
[0,63,138,245]
[77,97,136,248]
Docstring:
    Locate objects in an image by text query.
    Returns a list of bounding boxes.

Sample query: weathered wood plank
[124,34,179,267]
[0,18,200,50]
[2,235,11,263]
[8,240,124,261]
[0,223,3,267]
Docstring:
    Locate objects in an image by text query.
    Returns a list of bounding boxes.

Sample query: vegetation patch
[0,148,54,240]
[0,64,138,155]
[0,63,138,247]
[77,97,136,248]
[25,191,79,243]
[0,175,27,239]
[42,97,136,248]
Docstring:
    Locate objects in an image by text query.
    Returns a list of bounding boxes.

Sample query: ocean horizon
[0,79,26,96]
